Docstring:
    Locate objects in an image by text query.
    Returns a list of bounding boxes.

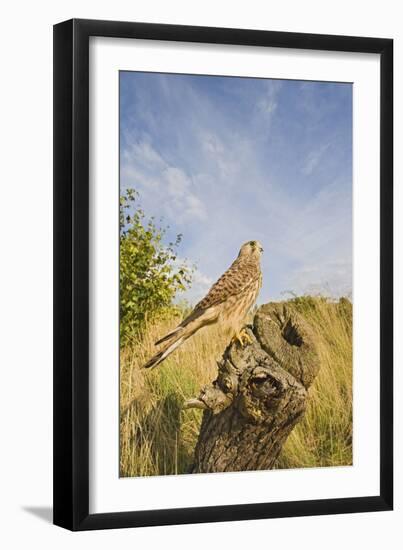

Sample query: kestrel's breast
[220,275,262,329]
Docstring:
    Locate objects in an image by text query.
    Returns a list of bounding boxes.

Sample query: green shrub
[120,189,193,346]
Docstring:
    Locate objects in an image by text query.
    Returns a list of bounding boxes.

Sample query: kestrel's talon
[233,328,253,347]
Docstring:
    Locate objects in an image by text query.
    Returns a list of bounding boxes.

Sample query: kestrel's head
[238,240,264,260]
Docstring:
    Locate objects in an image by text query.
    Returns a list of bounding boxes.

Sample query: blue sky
[120,71,352,304]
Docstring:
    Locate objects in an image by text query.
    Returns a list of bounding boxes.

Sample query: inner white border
[89,36,380,514]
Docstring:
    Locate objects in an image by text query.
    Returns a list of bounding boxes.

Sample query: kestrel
[143,240,263,370]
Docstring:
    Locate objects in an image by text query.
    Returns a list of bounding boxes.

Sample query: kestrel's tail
[142,326,189,370]
[142,306,218,370]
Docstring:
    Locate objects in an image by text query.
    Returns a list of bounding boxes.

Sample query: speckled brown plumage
[196,255,261,311]
[143,240,264,369]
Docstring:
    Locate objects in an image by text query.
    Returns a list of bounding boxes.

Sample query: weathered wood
[186,303,320,473]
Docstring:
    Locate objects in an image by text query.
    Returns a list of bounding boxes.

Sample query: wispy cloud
[302,142,331,175]
[121,137,207,223]
[257,80,282,124]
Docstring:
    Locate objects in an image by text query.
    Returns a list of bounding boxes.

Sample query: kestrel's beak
[260,246,264,252]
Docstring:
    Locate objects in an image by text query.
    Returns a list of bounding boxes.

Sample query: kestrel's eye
[250,241,256,247]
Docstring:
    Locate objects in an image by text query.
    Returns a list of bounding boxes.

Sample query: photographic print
[119,71,353,478]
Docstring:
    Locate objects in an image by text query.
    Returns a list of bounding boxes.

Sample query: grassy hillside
[120,296,352,477]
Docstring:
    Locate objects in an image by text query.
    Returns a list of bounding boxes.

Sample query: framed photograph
[53,19,393,530]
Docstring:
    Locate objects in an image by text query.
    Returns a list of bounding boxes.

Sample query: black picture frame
[53,18,393,531]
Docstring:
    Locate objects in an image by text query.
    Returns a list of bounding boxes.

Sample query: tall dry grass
[120,296,352,477]
[275,296,352,469]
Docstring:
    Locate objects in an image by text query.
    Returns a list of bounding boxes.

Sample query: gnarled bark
[185,303,320,473]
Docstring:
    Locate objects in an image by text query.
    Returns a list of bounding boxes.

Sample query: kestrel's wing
[189,259,260,316]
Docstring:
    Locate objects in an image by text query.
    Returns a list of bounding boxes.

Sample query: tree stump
[184,303,321,473]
